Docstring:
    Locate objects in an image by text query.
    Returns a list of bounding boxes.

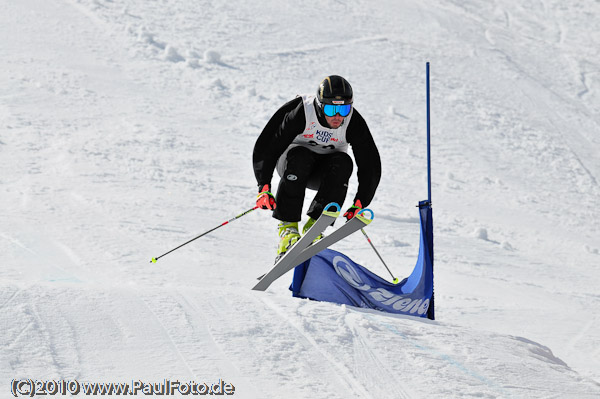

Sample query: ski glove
[343,199,362,221]
[256,184,276,210]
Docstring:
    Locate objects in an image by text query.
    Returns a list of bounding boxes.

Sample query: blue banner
[291,201,434,319]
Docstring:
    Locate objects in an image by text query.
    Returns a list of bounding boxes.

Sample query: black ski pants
[273,146,353,222]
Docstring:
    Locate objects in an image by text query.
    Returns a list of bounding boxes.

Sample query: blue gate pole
[426,62,432,204]
[425,62,434,320]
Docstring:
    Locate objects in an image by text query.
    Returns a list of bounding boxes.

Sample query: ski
[252,207,374,292]
[252,203,341,291]
[284,209,373,268]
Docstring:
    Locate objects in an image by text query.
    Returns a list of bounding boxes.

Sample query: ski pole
[150,206,259,263]
[360,229,399,284]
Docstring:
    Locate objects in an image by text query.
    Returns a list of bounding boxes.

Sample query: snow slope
[1,0,599,397]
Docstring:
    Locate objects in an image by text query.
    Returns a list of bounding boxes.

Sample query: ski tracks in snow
[164,287,393,398]
[344,313,414,399]
[204,290,370,398]
[168,289,263,397]
[258,295,376,399]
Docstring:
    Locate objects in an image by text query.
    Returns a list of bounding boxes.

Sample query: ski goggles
[322,103,352,117]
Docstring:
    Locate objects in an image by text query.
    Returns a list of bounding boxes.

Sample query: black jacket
[253,97,381,207]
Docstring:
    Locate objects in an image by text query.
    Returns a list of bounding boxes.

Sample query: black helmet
[317,75,353,105]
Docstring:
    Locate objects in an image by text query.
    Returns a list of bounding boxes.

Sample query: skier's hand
[256,184,276,210]
[343,199,362,221]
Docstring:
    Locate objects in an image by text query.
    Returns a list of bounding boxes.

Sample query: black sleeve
[346,109,381,207]
[252,97,305,188]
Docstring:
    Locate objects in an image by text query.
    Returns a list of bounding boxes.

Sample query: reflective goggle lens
[323,103,352,117]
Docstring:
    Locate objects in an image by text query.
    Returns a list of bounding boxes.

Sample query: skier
[253,75,381,261]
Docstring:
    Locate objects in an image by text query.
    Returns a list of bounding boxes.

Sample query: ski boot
[275,221,301,263]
